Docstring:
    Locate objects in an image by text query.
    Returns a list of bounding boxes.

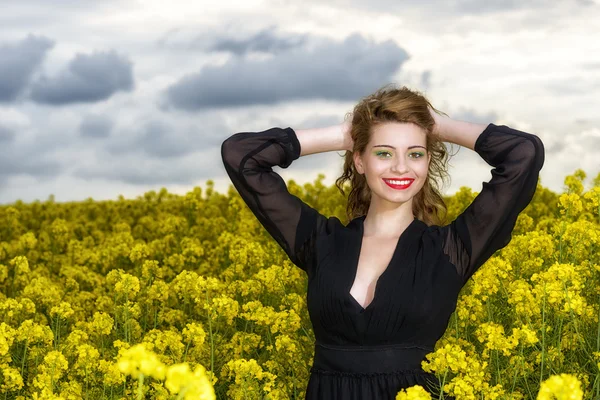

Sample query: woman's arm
[430,107,488,150]
[221,127,331,276]
[295,121,351,156]
[431,119,545,285]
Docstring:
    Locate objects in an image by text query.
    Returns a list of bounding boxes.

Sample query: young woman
[221,84,545,399]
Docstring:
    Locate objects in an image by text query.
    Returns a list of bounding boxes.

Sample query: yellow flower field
[1,170,599,399]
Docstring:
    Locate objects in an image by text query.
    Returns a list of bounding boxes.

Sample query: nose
[391,155,410,174]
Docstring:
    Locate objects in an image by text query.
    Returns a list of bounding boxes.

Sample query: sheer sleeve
[439,123,545,286]
[221,126,329,276]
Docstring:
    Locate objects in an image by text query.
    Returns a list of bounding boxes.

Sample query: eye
[375,151,391,158]
[410,152,425,159]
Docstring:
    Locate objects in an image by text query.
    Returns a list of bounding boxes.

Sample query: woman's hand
[428,105,446,138]
[341,117,353,151]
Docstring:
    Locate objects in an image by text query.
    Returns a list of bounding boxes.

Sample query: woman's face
[353,122,431,207]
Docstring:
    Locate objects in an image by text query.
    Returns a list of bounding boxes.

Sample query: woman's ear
[353,151,363,174]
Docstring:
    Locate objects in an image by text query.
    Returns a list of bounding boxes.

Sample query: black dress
[221,123,545,399]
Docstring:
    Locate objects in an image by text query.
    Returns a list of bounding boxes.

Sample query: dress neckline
[348,215,419,313]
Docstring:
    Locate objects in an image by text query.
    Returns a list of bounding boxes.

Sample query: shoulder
[421,222,449,247]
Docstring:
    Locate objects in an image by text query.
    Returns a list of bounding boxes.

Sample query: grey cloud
[105,117,228,159]
[450,107,498,125]
[420,71,432,91]
[546,140,565,155]
[0,34,54,103]
[0,126,16,143]
[73,112,231,185]
[581,62,600,70]
[537,123,600,158]
[74,160,200,185]
[295,114,345,130]
[80,114,113,138]
[73,146,221,186]
[29,50,134,105]
[208,26,308,55]
[0,144,62,180]
[544,78,600,96]
[163,32,409,110]
[546,128,599,156]
[128,120,192,158]
[579,130,600,149]
[284,0,594,15]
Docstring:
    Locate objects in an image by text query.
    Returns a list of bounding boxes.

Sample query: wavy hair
[335,84,451,226]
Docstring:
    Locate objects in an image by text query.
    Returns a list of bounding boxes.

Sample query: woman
[221,84,545,399]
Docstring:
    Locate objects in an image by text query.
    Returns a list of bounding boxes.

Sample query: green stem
[596,293,600,398]
[125,294,130,343]
[55,317,61,349]
[494,348,500,387]
[182,339,191,363]
[206,291,215,380]
[137,373,145,400]
[540,281,546,384]
[510,342,524,395]
[20,341,28,378]
[454,312,459,340]
[438,369,448,400]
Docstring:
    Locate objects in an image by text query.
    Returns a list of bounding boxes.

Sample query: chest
[348,236,399,309]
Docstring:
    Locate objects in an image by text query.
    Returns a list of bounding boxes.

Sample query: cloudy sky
[1,0,599,205]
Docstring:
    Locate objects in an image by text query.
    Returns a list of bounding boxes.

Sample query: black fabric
[221,123,544,399]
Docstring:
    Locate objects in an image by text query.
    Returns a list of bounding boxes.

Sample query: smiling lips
[382,178,414,190]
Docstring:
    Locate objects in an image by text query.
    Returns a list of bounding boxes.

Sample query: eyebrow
[372,145,426,150]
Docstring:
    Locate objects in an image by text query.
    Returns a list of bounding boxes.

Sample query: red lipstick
[382,178,414,190]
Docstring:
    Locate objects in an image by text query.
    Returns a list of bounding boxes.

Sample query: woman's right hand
[428,105,448,138]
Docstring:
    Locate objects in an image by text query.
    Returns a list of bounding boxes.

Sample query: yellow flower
[16,320,53,346]
[396,385,432,400]
[221,358,271,398]
[98,360,126,386]
[9,255,30,274]
[558,193,583,218]
[508,279,541,318]
[564,170,586,195]
[223,332,263,359]
[32,351,69,391]
[142,329,185,365]
[88,311,114,336]
[50,302,75,320]
[147,280,169,302]
[17,231,38,251]
[1,365,24,392]
[117,343,166,380]
[537,373,583,399]
[583,187,600,215]
[107,269,140,299]
[511,325,539,346]
[129,243,151,264]
[0,323,17,357]
[42,351,69,380]
[200,295,239,325]
[73,344,100,376]
[182,322,207,347]
[421,343,468,374]
[0,264,7,283]
[64,329,89,349]
[165,363,216,399]
[560,220,600,262]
